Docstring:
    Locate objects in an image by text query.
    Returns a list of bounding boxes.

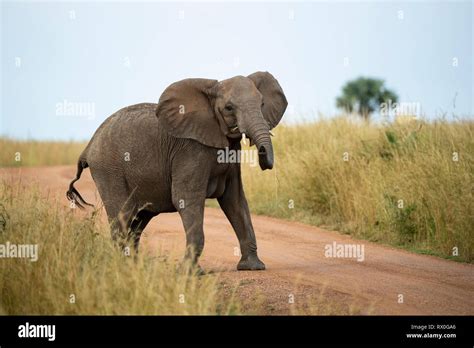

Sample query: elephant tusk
[269,130,275,137]
[242,133,248,145]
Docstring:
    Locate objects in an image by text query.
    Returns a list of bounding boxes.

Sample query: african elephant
[66,71,287,271]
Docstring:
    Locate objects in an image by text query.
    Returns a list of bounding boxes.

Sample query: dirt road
[1,165,473,315]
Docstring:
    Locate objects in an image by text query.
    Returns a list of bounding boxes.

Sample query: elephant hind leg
[109,204,156,253]
[90,171,141,248]
[128,209,156,251]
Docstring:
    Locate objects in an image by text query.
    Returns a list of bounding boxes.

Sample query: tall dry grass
[0,182,350,315]
[242,117,474,262]
[0,138,86,167]
[0,182,239,315]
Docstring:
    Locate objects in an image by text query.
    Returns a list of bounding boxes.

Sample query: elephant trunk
[245,115,274,170]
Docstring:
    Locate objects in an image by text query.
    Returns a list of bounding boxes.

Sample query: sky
[1,0,472,140]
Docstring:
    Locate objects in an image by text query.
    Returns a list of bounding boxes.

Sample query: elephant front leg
[218,166,265,271]
[173,193,206,269]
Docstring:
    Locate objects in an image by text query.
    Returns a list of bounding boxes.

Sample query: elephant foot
[194,264,206,276]
[237,254,266,271]
[177,261,206,276]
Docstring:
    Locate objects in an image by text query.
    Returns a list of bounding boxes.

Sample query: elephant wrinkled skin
[66,72,287,271]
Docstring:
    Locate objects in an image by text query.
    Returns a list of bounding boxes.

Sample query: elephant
[66,71,287,271]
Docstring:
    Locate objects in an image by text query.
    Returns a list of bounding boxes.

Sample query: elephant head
[156,72,287,170]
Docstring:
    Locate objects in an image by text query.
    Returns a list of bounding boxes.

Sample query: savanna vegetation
[242,117,474,262]
[1,116,472,263]
[0,183,356,315]
[0,183,239,315]
[0,138,87,167]
[336,77,398,119]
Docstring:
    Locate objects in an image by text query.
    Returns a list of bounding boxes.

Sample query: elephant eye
[224,104,233,112]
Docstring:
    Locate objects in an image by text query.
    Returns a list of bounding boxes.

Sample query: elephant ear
[157,78,229,148]
[248,71,288,129]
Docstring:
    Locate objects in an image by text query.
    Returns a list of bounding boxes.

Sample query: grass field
[0,182,356,315]
[0,138,87,167]
[0,183,240,315]
[242,117,474,262]
[1,117,472,262]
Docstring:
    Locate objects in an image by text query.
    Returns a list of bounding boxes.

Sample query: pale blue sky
[1,0,472,140]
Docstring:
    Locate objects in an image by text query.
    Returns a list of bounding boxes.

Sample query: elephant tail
[66,159,94,209]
